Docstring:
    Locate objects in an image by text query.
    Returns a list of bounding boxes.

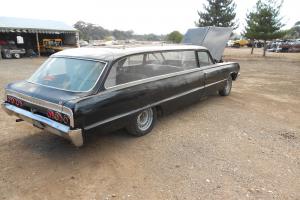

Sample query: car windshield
[28,57,106,92]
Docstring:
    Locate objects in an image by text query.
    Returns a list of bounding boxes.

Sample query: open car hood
[182,26,232,62]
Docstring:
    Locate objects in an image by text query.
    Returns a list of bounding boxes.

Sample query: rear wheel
[219,76,232,96]
[127,107,157,137]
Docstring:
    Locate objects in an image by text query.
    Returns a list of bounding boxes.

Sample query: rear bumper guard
[1,102,83,147]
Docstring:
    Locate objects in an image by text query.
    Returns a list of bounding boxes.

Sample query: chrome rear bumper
[1,103,83,147]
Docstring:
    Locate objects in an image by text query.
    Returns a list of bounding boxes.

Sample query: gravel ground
[0,48,299,200]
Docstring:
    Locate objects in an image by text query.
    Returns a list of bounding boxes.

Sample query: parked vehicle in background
[267,39,300,53]
[267,40,280,52]
[227,39,253,48]
[255,41,263,48]
[79,40,89,47]
[2,45,240,147]
[275,40,291,52]
[0,40,26,59]
[232,39,250,48]
[39,39,63,55]
[227,40,235,47]
[288,39,300,52]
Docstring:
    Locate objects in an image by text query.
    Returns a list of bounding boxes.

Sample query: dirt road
[0,48,299,199]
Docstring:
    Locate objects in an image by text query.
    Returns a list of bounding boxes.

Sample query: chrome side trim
[205,79,227,87]
[105,67,203,91]
[84,78,227,130]
[5,89,74,127]
[1,103,83,147]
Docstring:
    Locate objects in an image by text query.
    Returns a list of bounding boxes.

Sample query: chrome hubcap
[137,108,153,131]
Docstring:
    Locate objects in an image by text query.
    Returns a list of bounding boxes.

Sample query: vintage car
[2,45,240,147]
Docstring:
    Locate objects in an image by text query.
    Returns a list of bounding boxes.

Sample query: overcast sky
[1,0,299,34]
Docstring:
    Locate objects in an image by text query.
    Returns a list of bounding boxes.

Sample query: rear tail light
[54,112,62,121]
[47,110,55,119]
[47,110,70,125]
[63,115,70,125]
[7,96,23,107]
[15,99,23,107]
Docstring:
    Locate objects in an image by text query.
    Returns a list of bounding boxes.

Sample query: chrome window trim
[105,67,203,92]
[5,89,74,127]
[27,57,108,93]
[51,56,107,62]
[84,78,227,130]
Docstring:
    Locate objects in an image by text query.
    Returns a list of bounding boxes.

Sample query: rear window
[28,58,106,92]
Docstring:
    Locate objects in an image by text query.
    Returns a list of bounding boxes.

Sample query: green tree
[166,31,183,43]
[243,0,285,56]
[196,0,237,29]
[74,21,110,40]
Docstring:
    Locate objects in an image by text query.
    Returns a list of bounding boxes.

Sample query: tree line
[74,20,184,45]
[74,21,165,41]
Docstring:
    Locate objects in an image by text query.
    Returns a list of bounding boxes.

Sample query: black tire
[219,76,232,96]
[127,107,157,137]
[4,52,12,59]
[233,43,240,48]
[13,53,20,59]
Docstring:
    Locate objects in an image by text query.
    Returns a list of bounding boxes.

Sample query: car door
[197,50,225,92]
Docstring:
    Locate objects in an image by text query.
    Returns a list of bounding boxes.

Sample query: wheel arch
[154,105,163,117]
[230,72,238,81]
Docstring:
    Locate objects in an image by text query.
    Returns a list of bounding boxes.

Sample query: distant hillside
[74,21,165,41]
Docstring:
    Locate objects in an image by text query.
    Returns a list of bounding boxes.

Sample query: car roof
[52,45,207,61]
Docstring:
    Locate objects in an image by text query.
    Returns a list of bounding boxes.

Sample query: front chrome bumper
[1,102,83,147]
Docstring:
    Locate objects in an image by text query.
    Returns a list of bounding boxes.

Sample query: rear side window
[123,54,143,66]
[105,50,198,88]
[197,51,213,66]
[146,53,164,65]
[162,51,197,70]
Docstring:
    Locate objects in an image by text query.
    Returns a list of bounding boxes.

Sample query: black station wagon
[2,45,240,147]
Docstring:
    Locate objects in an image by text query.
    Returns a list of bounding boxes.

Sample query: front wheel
[219,76,232,96]
[127,107,157,137]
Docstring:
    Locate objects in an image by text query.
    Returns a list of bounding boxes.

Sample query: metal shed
[0,16,79,57]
